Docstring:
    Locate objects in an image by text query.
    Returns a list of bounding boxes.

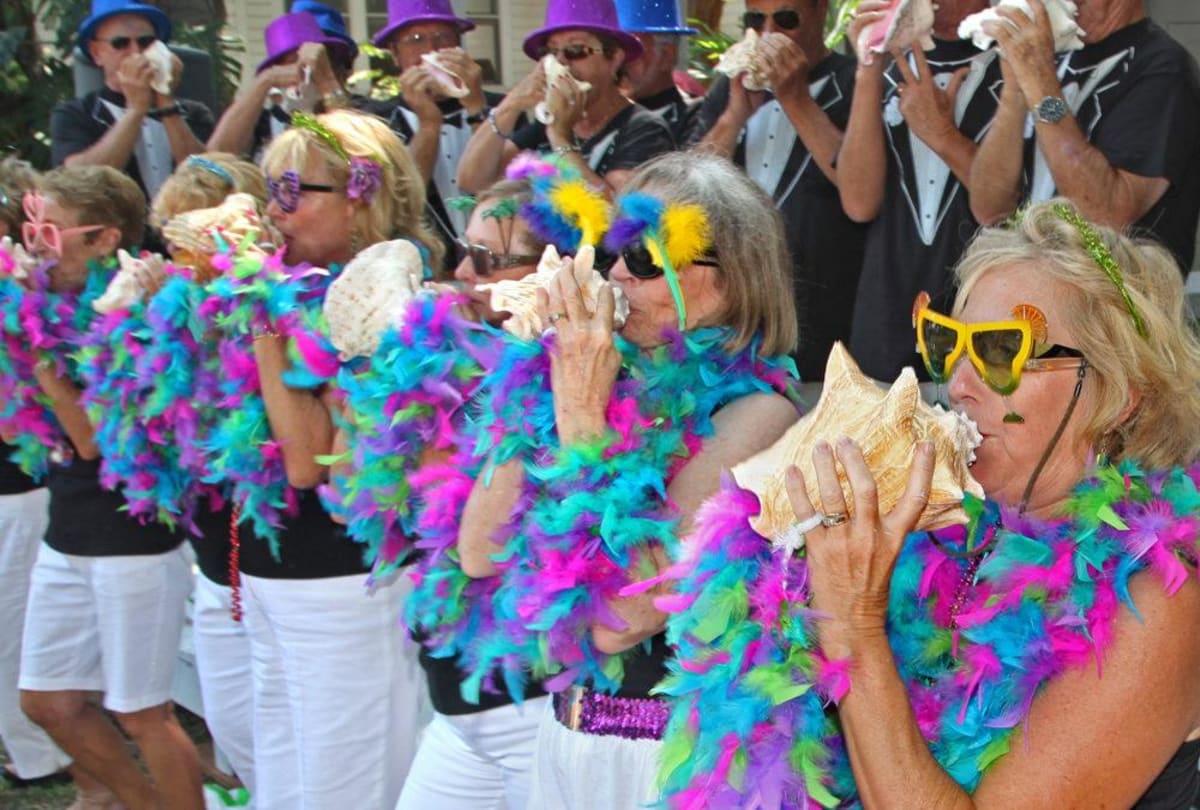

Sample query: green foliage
[173,21,245,112]
[349,41,402,101]
[684,18,735,84]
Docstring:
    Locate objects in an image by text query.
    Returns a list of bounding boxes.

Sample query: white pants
[527,699,663,810]
[0,488,69,779]
[192,572,256,796]
[242,571,429,810]
[20,543,192,713]
[395,696,549,810]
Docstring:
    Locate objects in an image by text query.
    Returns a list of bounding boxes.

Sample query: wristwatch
[1032,95,1068,124]
[465,105,490,126]
[149,101,184,119]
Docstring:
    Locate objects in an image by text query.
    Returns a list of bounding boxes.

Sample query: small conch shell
[0,236,38,281]
[421,51,470,98]
[731,343,984,544]
[477,243,629,340]
[144,40,175,96]
[94,249,166,314]
[959,0,1085,51]
[715,29,771,92]
[322,238,425,360]
[162,193,272,281]
[858,0,936,60]
[535,56,593,125]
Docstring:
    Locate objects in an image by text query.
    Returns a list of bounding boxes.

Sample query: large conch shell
[731,343,983,544]
[958,0,1086,52]
[0,236,39,281]
[162,193,274,281]
[858,0,936,61]
[322,239,425,360]
[93,249,166,314]
[144,40,175,96]
[715,29,771,92]
[476,243,629,340]
[421,51,470,98]
[535,56,593,125]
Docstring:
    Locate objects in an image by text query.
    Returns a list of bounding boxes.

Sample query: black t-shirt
[236,488,368,579]
[1024,19,1200,272]
[1132,737,1200,809]
[849,40,1002,382]
[192,501,235,586]
[50,88,215,199]
[0,442,40,496]
[418,642,547,716]
[45,451,182,557]
[613,632,670,699]
[637,85,698,143]
[510,102,676,176]
[687,54,867,382]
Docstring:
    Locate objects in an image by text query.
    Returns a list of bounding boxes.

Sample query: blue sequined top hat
[523,0,644,62]
[290,0,359,66]
[258,12,355,74]
[614,0,697,35]
[372,0,476,48]
[77,0,172,64]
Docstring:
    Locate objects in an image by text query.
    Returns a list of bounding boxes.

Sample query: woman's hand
[848,0,892,67]
[545,73,587,141]
[536,256,619,446]
[785,437,935,657]
[505,61,548,114]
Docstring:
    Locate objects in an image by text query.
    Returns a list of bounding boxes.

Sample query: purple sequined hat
[371,0,476,47]
[523,0,643,62]
[257,11,353,74]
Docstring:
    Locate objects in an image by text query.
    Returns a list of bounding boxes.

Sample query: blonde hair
[955,198,1200,468]
[41,165,145,249]
[151,153,267,227]
[260,109,444,270]
[622,152,798,356]
[0,157,39,237]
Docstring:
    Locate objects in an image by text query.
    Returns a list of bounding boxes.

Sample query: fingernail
[815,440,831,455]
[836,436,852,450]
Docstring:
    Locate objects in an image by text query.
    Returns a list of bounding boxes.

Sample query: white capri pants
[395,696,549,810]
[0,488,69,779]
[241,570,430,810]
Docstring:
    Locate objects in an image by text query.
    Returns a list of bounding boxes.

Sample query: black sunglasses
[106,34,158,51]
[742,9,802,31]
[454,238,542,277]
[621,243,719,280]
[538,43,605,62]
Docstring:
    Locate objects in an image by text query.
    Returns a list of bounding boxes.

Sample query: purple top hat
[257,11,354,74]
[614,0,697,36]
[77,0,172,64]
[523,0,643,62]
[371,0,476,48]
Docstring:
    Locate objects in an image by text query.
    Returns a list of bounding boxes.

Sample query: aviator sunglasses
[912,291,1085,395]
[743,9,802,31]
[620,242,719,280]
[454,238,542,277]
[105,34,158,51]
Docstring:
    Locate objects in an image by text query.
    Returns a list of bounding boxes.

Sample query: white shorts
[19,543,193,713]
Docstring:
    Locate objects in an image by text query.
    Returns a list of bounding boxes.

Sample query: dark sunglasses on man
[105,34,158,51]
[454,238,542,277]
[742,9,802,31]
[620,242,719,280]
[537,43,605,62]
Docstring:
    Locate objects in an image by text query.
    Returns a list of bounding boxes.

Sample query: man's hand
[894,49,967,151]
[432,47,486,114]
[257,63,305,94]
[297,42,343,96]
[400,65,444,126]
[759,32,811,101]
[117,54,155,113]
[984,0,1061,104]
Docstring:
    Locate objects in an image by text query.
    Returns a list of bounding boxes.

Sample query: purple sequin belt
[552,686,669,741]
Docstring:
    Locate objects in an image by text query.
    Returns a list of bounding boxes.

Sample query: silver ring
[821,511,849,528]
[548,312,565,324]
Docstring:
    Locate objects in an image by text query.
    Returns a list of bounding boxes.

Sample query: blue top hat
[77,0,172,63]
[614,0,697,35]
[291,0,359,66]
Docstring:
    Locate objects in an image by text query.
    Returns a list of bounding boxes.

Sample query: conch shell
[476,243,629,340]
[535,55,593,125]
[162,193,274,281]
[144,40,175,96]
[715,29,771,92]
[0,236,39,281]
[858,0,936,61]
[958,0,1085,52]
[322,238,425,360]
[731,343,983,544]
[421,51,470,98]
[93,249,166,314]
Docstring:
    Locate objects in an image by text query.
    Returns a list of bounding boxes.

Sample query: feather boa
[0,249,111,478]
[658,461,1200,808]
[408,327,799,702]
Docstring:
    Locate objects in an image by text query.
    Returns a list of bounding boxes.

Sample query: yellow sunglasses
[912,292,1086,395]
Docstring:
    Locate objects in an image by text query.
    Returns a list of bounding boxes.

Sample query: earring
[350,228,361,257]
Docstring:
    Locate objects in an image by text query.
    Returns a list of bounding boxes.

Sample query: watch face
[1037,96,1067,123]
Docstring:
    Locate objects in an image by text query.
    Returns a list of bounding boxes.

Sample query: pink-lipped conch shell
[731,342,983,549]
[535,56,594,125]
[322,238,426,360]
[144,40,175,96]
[162,193,275,280]
[714,29,771,92]
[421,51,470,98]
[858,0,936,62]
[476,243,629,341]
[93,249,167,314]
[959,0,1086,52]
